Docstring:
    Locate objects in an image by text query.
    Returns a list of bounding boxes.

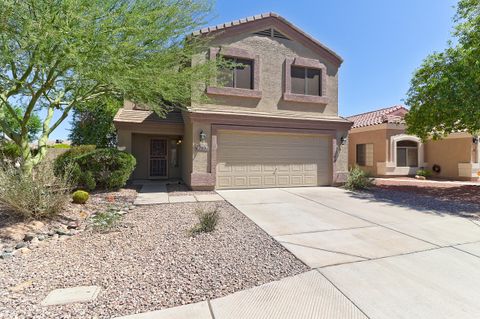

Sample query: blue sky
[50,0,457,140]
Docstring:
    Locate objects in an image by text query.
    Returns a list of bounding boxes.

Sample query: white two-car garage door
[216,130,331,189]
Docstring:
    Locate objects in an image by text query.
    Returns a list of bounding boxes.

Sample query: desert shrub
[55,147,136,191]
[72,190,89,204]
[54,145,96,170]
[90,207,122,231]
[190,208,219,235]
[416,169,432,178]
[344,166,373,191]
[0,162,73,218]
[0,141,21,162]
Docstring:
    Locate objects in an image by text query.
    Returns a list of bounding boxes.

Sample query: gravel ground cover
[166,182,217,197]
[374,178,480,207]
[0,201,308,318]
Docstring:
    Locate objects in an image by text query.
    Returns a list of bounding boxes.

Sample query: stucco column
[117,130,132,153]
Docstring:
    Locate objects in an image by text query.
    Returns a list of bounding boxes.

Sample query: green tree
[0,0,215,172]
[69,97,121,148]
[0,107,41,142]
[405,0,480,140]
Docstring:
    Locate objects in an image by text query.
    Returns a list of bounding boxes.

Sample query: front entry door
[149,139,168,178]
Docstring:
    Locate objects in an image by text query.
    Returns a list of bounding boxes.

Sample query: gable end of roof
[192,12,343,66]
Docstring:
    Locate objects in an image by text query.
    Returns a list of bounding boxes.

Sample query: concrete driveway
[218,187,480,319]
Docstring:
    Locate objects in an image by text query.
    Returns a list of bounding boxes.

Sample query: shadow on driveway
[348,186,480,217]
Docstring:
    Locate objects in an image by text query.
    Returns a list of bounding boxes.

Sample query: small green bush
[190,208,220,235]
[90,207,122,231]
[55,146,136,191]
[416,169,432,178]
[344,166,373,191]
[72,190,89,204]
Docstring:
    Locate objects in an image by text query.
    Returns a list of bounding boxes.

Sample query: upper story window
[283,57,328,104]
[291,66,322,96]
[219,57,254,90]
[206,47,261,99]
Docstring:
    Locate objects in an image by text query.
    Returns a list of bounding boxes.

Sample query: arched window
[396,140,418,167]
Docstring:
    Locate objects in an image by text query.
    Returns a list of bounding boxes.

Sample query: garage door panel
[264,175,276,186]
[217,163,232,173]
[216,131,330,189]
[249,164,262,173]
[248,176,262,187]
[291,175,304,185]
[218,176,232,188]
[277,175,290,186]
[234,176,248,187]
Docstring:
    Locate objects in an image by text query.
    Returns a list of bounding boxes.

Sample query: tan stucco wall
[425,137,473,179]
[348,128,388,175]
[117,130,132,153]
[181,118,193,185]
[131,134,182,180]
[192,31,339,119]
[335,130,349,182]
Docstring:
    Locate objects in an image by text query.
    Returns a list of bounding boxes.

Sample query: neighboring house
[114,13,351,190]
[348,105,480,181]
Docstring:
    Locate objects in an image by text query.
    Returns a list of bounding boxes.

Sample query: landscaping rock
[67,221,81,229]
[19,247,32,254]
[23,233,35,242]
[13,247,31,256]
[0,252,13,259]
[37,235,46,241]
[55,229,70,236]
[15,242,27,249]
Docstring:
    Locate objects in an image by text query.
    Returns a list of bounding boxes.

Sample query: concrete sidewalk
[134,183,223,205]
[116,270,368,319]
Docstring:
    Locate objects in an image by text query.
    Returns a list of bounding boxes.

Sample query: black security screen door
[150,139,167,178]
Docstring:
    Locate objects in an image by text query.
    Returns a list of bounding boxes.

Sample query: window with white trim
[356,144,373,166]
[396,140,418,167]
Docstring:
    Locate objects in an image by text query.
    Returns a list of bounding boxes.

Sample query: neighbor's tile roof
[192,12,343,65]
[347,105,408,128]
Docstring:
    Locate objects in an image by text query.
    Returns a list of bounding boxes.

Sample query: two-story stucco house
[114,13,352,190]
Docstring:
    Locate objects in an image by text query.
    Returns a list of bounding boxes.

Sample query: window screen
[290,66,321,96]
[218,57,253,89]
[291,66,305,94]
[356,144,366,166]
[306,68,321,96]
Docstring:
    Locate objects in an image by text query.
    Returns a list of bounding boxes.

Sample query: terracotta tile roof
[347,105,408,129]
[192,12,343,65]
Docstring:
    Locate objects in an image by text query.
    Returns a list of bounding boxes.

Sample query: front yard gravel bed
[362,187,480,217]
[0,201,308,318]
